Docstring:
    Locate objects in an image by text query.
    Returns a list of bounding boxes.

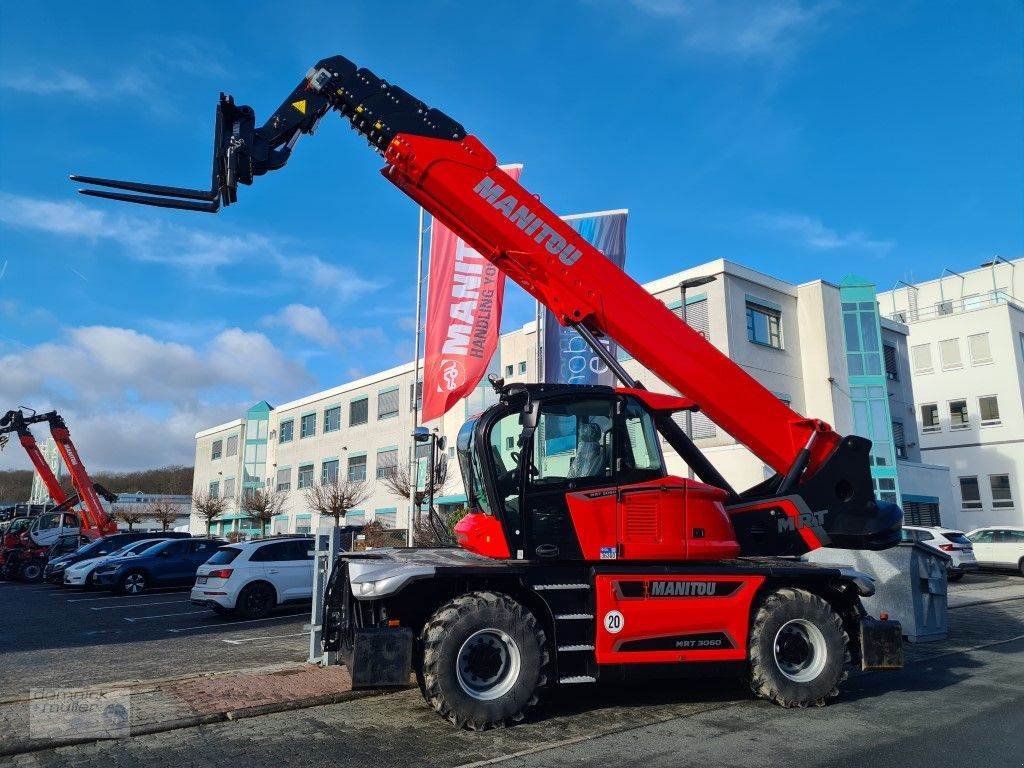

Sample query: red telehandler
[73,55,904,728]
[0,409,117,581]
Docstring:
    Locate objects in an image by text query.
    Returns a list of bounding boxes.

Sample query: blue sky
[1,1,1021,470]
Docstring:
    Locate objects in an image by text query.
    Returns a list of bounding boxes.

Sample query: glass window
[921,404,940,433]
[225,434,239,457]
[505,364,514,376]
[378,388,399,420]
[959,477,982,510]
[624,400,664,473]
[376,448,398,479]
[410,381,422,412]
[949,400,969,430]
[911,344,933,374]
[324,406,341,433]
[376,508,398,528]
[891,420,906,459]
[532,399,614,483]
[968,333,992,364]
[251,541,294,562]
[297,464,314,489]
[746,303,782,349]
[938,338,962,370]
[279,419,294,443]
[223,477,235,498]
[211,440,223,460]
[209,481,220,498]
[300,413,316,438]
[350,398,368,426]
[989,475,1013,509]
[979,396,1001,425]
[206,547,241,565]
[518,361,527,374]
[348,454,367,482]
[883,345,899,380]
[322,459,340,485]
[276,467,291,492]
[968,529,993,543]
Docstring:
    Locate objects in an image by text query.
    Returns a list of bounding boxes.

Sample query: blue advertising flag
[543,210,628,385]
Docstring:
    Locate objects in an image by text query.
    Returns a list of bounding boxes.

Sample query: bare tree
[146,498,182,531]
[192,490,228,535]
[414,505,466,547]
[240,488,288,537]
[303,477,371,528]
[109,504,145,531]
[380,454,449,532]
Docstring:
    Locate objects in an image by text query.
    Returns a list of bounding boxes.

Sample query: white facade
[878,258,1024,531]
[193,258,956,536]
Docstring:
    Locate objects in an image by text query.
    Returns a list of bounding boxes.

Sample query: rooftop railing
[885,289,1020,324]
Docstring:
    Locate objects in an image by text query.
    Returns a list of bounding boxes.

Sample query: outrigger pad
[347,628,413,688]
[859,616,903,670]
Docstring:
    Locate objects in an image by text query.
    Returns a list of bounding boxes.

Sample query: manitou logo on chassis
[777,509,827,534]
[650,581,717,597]
[473,176,583,266]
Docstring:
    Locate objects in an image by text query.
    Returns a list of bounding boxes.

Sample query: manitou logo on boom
[473,176,583,266]
[777,509,827,534]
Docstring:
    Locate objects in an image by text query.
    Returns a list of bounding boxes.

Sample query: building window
[410,381,422,412]
[378,388,399,420]
[959,477,982,510]
[911,344,933,374]
[322,459,340,485]
[350,397,368,426]
[938,338,962,370]
[504,364,514,376]
[990,475,1014,509]
[746,302,782,349]
[505,436,515,450]
[279,419,294,443]
[518,361,527,374]
[223,477,235,499]
[979,396,1001,426]
[920,403,940,433]
[348,454,367,482]
[297,464,314,489]
[225,434,239,457]
[324,406,341,433]
[276,467,291,492]
[883,344,899,381]
[949,399,969,430]
[211,440,222,460]
[967,332,992,365]
[376,448,398,479]
[376,508,398,528]
[300,413,316,439]
[842,301,882,376]
[891,420,906,459]
[851,384,895,467]
[209,480,220,498]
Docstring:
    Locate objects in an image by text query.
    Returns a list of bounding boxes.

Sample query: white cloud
[262,304,339,347]
[625,0,836,60]
[750,212,894,255]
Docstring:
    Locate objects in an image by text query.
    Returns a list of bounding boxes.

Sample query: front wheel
[419,591,550,730]
[18,559,44,583]
[749,587,849,707]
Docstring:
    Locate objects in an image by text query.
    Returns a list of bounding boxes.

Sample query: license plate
[196,576,208,584]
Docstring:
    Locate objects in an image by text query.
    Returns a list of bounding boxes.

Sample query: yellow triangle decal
[291,100,307,115]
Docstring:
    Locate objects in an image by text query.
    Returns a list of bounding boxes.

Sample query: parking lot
[0,579,309,699]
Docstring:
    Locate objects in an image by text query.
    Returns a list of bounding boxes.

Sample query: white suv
[900,526,979,581]
[965,527,1024,576]
[191,537,315,619]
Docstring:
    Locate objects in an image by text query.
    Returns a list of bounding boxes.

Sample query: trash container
[806,542,950,642]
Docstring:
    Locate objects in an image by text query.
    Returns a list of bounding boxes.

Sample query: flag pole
[408,206,426,547]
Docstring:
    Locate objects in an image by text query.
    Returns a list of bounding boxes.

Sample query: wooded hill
[0,465,194,503]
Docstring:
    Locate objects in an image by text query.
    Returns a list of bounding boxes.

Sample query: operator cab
[456,383,738,562]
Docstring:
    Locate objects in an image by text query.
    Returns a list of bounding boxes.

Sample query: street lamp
[678,274,717,480]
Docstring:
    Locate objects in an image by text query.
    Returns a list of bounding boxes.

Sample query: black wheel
[947,569,963,582]
[749,587,849,708]
[236,582,276,619]
[118,571,148,596]
[1018,559,1024,578]
[18,559,44,583]
[419,590,550,730]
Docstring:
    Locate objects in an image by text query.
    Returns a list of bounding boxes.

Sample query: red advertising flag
[421,165,522,423]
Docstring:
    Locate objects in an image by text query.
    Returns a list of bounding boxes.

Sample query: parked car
[191,537,314,619]
[93,537,223,594]
[965,527,1024,575]
[901,526,979,581]
[62,538,171,587]
[44,530,191,584]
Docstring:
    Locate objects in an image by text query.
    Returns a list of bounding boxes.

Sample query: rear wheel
[18,559,44,583]
[119,571,148,596]
[419,590,550,730]
[749,587,849,707]
[236,582,276,619]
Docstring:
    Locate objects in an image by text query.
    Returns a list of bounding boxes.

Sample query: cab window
[531,399,614,485]
[622,399,664,475]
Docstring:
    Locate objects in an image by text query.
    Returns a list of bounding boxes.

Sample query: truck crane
[73,54,904,728]
[0,409,117,581]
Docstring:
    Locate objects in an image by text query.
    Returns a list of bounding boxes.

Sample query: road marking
[67,591,185,603]
[220,632,308,645]
[166,613,307,634]
[124,610,208,622]
[90,600,190,611]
